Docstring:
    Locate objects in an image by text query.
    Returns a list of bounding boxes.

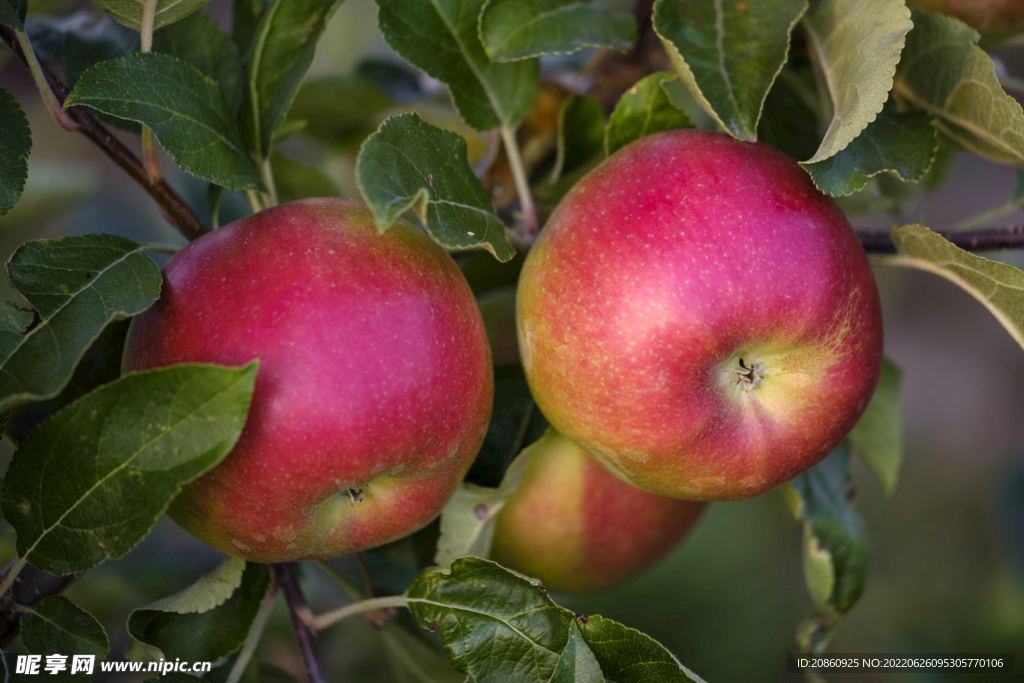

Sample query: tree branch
[274,564,327,683]
[0,25,208,242]
[856,226,1024,254]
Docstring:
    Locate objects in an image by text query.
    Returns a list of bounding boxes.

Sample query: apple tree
[0,0,1022,680]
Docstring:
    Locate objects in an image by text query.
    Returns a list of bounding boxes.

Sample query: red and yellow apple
[491,430,704,594]
[517,130,883,501]
[906,0,1024,36]
[124,198,493,562]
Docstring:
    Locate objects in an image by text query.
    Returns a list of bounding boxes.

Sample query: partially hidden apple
[517,130,884,501]
[906,0,1024,36]
[123,198,493,562]
[491,430,704,594]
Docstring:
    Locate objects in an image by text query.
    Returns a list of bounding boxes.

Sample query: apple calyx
[727,357,764,390]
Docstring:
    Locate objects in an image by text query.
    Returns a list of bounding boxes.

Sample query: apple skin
[491,430,704,594]
[517,130,883,501]
[123,198,493,562]
[906,0,1024,35]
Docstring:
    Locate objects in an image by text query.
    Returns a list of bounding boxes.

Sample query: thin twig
[856,226,1024,254]
[0,25,208,242]
[274,564,327,683]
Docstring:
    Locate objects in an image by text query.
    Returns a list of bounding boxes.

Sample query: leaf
[21,596,110,658]
[0,0,26,31]
[153,9,245,114]
[271,149,338,203]
[128,560,272,662]
[551,621,605,683]
[379,624,464,683]
[0,85,31,216]
[65,53,262,191]
[801,110,937,196]
[652,0,807,141]
[883,224,1024,351]
[240,0,341,160]
[894,8,1024,168]
[550,94,604,184]
[480,0,636,60]
[376,0,539,130]
[0,234,162,412]
[848,357,903,495]
[406,557,574,681]
[89,0,214,31]
[579,616,707,683]
[757,69,820,161]
[786,445,871,615]
[435,439,533,567]
[232,0,266,55]
[287,73,395,148]
[356,113,515,261]
[1,362,258,575]
[802,0,913,164]
[604,72,691,157]
[356,58,423,103]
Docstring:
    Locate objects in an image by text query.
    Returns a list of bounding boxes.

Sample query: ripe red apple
[906,0,1024,35]
[491,430,704,594]
[123,198,493,562]
[517,130,883,501]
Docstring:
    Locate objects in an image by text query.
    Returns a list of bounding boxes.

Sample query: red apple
[123,198,493,562]
[491,430,704,594]
[906,0,1024,35]
[517,130,883,501]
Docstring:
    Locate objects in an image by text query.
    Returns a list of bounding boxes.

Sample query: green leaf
[232,0,266,55]
[128,560,272,662]
[0,234,162,412]
[435,438,533,567]
[65,53,261,191]
[288,73,395,148]
[356,59,423,103]
[653,0,807,141]
[802,0,912,164]
[757,69,820,161]
[604,72,691,157]
[0,0,26,31]
[0,85,31,216]
[154,9,245,114]
[550,94,604,184]
[240,0,341,160]
[379,624,464,683]
[21,596,110,658]
[551,621,604,683]
[801,110,938,196]
[271,149,338,204]
[89,0,214,31]
[579,616,707,683]
[406,557,574,681]
[894,9,1024,168]
[1,362,258,575]
[786,446,871,615]
[480,0,636,60]
[376,0,538,130]
[356,113,515,261]
[848,357,903,495]
[884,224,1024,350]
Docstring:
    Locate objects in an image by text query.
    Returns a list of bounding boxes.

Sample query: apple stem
[0,26,209,242]
[275,563,328,683]
[224,577,280,683]
[500,125,538,241]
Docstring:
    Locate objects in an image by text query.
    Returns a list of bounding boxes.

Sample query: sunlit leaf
[848,358,903,495]
[90,0,214,31]
[604,72,691,156]
[480,0,636,60]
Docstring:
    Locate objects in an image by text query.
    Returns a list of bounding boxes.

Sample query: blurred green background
[1,0,1023,681]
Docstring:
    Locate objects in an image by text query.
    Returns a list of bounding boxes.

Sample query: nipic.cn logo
[13,654,213,676]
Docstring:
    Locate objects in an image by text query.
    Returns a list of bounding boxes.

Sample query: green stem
[246,189,264,214]
[260,158,278,208]
[311,595,412,631]
[0,557,29,598]
[15,29,77,131]
[225,580,279,683]
[500,125,537,240]
[139,0,162,183]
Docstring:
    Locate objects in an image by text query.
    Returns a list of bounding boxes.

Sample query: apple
[905,0,1024,36]
[517,130,884,501]
[123,198,493,562]
[491,430,704,594]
